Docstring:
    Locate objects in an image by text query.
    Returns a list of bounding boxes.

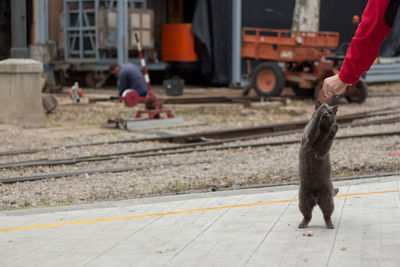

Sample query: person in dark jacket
[109,63,147,97]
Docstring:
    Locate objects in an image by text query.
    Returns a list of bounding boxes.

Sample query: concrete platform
[1,176,400,267]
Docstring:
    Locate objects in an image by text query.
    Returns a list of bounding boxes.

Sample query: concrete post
[10,0,29,58]
[231,0,242,87]
[0,59,46,128]
[292,0,320,31]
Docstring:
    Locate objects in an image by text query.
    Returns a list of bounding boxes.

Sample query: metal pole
[79,1,84,59]
[117,0,124,65]
[64,0,69,61]
[231,0,242,86]
[135,33,152,95]
[10,0,28,58]
[124,0,129,63]
[39,0,49,43]
[95,0,99,60]
[117,0,128,65]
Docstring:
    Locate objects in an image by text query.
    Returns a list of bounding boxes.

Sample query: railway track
[1,105,399,185]
[1,113,400,170]
[88,95,296,105]
[1,129,400,183]
[0,160,210,184]
[368,93,400,97]
[159,93,400,104]
[87,92,400,106]
[1,105,399,157]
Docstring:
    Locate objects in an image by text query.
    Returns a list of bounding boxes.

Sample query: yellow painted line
[0,189,399,233]
[335,189,400,198]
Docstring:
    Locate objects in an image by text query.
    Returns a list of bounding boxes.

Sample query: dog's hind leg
[318,193,335,229]
[298,195,317,228]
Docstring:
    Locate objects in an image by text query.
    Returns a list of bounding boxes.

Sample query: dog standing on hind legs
[298,101,339,229]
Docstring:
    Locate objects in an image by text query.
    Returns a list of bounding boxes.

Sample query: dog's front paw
[317,103,328,116]
[329,123,339,137]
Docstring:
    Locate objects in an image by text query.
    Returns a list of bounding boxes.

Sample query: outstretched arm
[322,0,399,101]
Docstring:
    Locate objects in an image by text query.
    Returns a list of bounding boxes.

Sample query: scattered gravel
[1,85,400,210]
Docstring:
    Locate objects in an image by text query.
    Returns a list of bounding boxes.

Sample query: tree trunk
[292,0,320,32]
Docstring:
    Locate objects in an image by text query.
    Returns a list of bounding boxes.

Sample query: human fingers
[323,76,338,97]
[321,79,334,100]
[319,82,332,103]
[332,83,348,95]
[327,74,348,95]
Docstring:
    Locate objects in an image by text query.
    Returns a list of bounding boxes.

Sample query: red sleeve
[339,0,392,84]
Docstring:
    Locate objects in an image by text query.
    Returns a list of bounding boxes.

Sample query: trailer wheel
[252,62,285,97]
[292,86,314,96]
[346,80,368,103]
[314,82,339,106]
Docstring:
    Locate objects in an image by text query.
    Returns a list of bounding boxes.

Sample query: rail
[1,129,400,183]
[1,106,400,159]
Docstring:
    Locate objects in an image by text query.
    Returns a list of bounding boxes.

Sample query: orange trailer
[241,27,367,103]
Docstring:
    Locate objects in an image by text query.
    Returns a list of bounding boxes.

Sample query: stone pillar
[0,59,46,128]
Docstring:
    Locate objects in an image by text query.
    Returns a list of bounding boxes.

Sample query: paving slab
[0,176,399,267]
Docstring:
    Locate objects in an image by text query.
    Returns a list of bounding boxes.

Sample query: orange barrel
[161,24,198,62]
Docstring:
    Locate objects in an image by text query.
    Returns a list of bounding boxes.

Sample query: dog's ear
[315,100,322,110]
[332,105,338,114]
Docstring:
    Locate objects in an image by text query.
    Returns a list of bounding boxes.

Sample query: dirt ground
[31,82,400,145]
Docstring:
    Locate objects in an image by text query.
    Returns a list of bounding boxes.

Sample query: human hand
[320,74,348,103]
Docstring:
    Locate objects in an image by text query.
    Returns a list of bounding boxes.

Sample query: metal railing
[64,0,146,62]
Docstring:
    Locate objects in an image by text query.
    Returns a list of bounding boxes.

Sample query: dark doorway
[320,0,368,44]
[242,0,295,29]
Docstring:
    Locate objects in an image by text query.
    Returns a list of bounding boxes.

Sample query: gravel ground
[1,84,400,210]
